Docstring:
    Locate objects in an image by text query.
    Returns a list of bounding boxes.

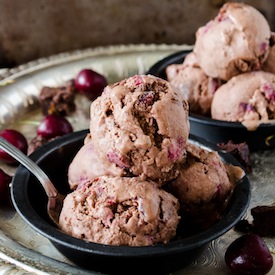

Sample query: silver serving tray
[0,44,274,275]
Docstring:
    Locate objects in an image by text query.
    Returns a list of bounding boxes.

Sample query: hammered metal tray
[0,44,274,275]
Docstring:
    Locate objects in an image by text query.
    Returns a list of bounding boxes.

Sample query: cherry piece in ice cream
[225,233,273,275]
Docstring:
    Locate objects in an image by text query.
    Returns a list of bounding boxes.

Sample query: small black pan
[11,130,250,274]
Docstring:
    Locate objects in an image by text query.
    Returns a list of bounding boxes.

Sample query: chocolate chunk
[28,135,58,155]
[217,140,252,173]
[39,81,76,116]
[251,205,275,237]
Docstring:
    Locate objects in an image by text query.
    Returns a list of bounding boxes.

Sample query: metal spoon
[0,136,64,226]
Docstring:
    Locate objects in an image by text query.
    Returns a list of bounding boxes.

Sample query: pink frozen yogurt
[211,71,275,129]
[193,2,271,81]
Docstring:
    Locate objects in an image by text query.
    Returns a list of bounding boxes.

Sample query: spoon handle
[0,137,58,198]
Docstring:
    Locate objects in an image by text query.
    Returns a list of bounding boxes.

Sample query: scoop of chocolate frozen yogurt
[88,74,190,185]
[167,142,236,231]
[59,176,180,246]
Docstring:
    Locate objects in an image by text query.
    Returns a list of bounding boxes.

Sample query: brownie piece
[251,205,275,237]
[39,81,76,116]
[217,140,252,173]
[27,135,58,155]
[234,219,253,234]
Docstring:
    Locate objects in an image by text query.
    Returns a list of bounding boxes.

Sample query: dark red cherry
[74,69,107,100]
[0,169,12,202]
[37,114,73,139]
[0,129,28,164]
[225,233,273,275]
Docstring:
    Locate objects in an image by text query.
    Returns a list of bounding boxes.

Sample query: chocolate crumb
[251,205,275,237]
[217,140,252,173]
[28,135,59,155]
[39,81,76,116]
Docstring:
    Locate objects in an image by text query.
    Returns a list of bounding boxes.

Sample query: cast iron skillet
[11,130,250,274]
[147,50,275,151]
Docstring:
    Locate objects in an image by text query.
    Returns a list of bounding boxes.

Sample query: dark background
[0,0,274,67]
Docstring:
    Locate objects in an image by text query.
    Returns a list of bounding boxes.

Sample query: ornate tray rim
[0,43,192,82]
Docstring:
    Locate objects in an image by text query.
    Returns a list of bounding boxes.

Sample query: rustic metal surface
[0,44,274,275]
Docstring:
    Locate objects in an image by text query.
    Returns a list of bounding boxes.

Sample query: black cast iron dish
[11,130,250,274]
[147,50,275,151]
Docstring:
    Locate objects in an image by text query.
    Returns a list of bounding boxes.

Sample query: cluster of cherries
[0,69,273,274]
[0,68,107,201]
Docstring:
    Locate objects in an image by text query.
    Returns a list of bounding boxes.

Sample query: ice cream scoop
[87,74,190,185]
[166,52,222,115]
[166,141,237,231]
[194,2,271,81]
[68,134,125,190]
[59,175,180,246]
[211,71,275,130]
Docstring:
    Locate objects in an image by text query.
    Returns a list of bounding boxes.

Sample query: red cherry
[37,114,73,139]
[74,69,107,100]
[225,233,273,275]
[0,129,28,164]
[0,169,12,202]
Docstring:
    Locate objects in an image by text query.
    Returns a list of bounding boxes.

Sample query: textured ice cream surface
[211,71,275,129]
[88,74,190,185]
[68,134,125,190]
[166,52,222,115]
[59,176,180,246]
[165,52,198,80]
[262,32,275,75]
[193,2,271,81]
[166,142,235,231]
